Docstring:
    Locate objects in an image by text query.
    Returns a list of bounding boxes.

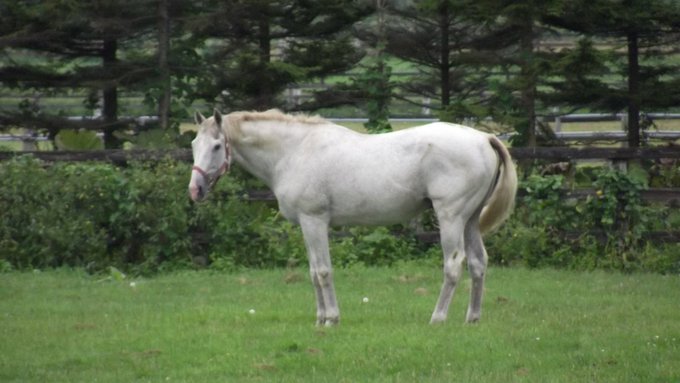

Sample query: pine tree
[459,0,570,146]
[547,0,680,148]
[188,0,370,111]
[358,0,492,119]
[0,0,158,148]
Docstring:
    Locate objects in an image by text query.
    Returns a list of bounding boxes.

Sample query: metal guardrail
[0,135,49,142]
[2,115,680,143]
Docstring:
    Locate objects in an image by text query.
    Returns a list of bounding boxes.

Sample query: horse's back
[394,122,492,152]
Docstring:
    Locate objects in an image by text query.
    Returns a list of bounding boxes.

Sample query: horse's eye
[213,144,221,152]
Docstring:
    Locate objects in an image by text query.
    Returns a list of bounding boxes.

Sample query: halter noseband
[191,139,231,189]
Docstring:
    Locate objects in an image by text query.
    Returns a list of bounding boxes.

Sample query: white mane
[225,109,326,132]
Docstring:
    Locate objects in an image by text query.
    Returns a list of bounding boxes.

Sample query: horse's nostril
[189,183,204,201]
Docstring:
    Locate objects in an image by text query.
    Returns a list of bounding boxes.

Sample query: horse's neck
[227,120,310,187]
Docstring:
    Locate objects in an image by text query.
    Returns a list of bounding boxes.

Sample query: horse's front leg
[299,214,339,326]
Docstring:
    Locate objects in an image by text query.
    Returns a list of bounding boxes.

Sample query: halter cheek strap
[192,140,231,188]
[191,165,208,178]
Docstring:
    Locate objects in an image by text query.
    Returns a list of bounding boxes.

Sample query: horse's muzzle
[189,183,205,202]
[189,172,208,202]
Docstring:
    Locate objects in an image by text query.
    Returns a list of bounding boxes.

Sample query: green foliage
[0,157,677,274]
[0,258,12,273]
[649,158,680,187]
[332,227,417,267]
[587,169,648,239]
[121,128,181,149]
[0,157,195,274]
[487,167,680,273]
[54,129,104,150]
[206,206,308,271]
[0,156,420,274]
[439,100,489,124]
[543,38,612,110]
[352,59,393,134]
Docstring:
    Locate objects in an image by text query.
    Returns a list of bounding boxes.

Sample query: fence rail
[2,145,679,163]
[0,149,193,163]
[3,130,679,145]
[2,113,680,145]
[509,146,680,160]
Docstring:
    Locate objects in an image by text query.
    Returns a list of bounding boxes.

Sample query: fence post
[422,97,431,116]
[614,114,629,172]
[21,130,38,151]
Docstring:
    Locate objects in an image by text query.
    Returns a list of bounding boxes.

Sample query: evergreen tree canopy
[188,0,370,110]
[545,0,680,147]
[2,0,680,149]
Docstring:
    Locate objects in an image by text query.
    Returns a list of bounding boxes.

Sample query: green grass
[1,264,679,382]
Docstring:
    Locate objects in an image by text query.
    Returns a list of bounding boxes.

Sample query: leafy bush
[0,157,194,273]
[0,156,420,274]
[486,167,680,273]
[331,227,418,267]
[1,156,678,274]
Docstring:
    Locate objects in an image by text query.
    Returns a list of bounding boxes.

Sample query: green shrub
[0,156,316,273]
[0,157,108,269]
[207,205,307,270]
[487,167,677,273]
[332,227,418,267]
[0,156,677,274]
[0,157,195,273]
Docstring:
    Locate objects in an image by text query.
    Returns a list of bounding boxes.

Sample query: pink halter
[191,139,231,188]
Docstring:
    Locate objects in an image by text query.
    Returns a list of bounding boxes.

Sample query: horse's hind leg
[464,216,487,323]
[430,207,466,324]
[299,214,339,326]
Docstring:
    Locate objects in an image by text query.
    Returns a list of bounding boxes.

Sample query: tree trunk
[375,0,390,120]
[102,39,119,149]
[520,18,536,147]
[626,29,641,148]
[439,1,450,107]
[158,0,171,131]
[257,11,272,108]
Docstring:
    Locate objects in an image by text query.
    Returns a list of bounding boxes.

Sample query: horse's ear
[213,109,222,127]
[195,111,206,125]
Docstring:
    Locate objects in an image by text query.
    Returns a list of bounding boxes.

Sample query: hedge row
[0,156,423,274]
[487,170,680,273]
[1,156,678,274]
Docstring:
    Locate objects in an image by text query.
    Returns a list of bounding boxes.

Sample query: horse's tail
[479,135,518,235]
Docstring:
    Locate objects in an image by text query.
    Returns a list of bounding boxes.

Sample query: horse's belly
[328,192,428,226]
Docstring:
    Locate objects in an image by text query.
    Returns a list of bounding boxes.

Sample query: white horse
[189,109,517,326]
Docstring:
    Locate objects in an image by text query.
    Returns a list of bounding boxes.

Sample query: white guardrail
[1,114,680,143]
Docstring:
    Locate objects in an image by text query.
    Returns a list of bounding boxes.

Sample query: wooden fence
[2,145,679,162]
[509,146,680,161]
[3,113,680,147]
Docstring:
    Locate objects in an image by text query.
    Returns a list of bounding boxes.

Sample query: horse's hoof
[316,317,339,327]
[465,312,481,324]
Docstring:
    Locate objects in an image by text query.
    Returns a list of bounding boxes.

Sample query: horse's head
[189,109,231,202]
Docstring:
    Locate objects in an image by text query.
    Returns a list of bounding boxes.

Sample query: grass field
[1,263,679,382]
